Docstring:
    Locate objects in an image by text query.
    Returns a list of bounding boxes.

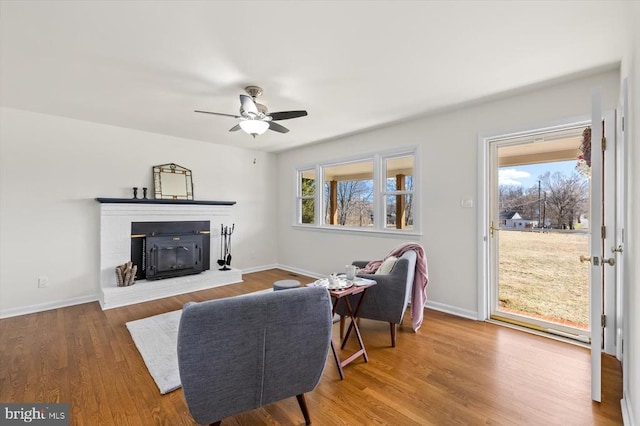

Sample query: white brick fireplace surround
[97,199,242,309]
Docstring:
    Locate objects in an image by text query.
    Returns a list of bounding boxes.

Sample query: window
[296,149,417,233]
[383,155,414,230]
[323,160,374,227]
[297,169,316,224]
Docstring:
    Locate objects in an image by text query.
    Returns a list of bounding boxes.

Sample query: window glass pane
[385,155,414,191]
[323,161,374,227]
[385,194,414,229]
[301,199,315,224]
[299,169,315,224]
[300,170,316,196]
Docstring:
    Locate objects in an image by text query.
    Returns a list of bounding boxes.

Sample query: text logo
[1,404,69,425]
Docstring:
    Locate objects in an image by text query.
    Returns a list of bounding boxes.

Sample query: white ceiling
[0,1,634,152]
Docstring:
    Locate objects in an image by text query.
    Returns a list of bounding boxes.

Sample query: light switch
[461,198,473,208]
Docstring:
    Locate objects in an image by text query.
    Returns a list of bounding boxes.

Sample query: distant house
[579,214,589,229]
[500,211,538,229]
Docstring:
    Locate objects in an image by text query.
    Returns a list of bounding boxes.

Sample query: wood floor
[0,269,623,425]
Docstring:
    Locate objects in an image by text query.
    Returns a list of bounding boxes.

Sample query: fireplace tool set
[218,224,234,271]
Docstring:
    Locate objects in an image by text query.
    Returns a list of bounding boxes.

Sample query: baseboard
[0,294,100,319]
[275,264,324,280]
[266,264,481,321]
[425,300,479,320]
[0,265,478,324]
[241,264,324,281]
[240,264,279,274]
[621,392,636,426]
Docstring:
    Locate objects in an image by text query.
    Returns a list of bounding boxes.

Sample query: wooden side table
[327,281,376,380]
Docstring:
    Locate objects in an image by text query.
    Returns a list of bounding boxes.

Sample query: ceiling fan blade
[195,110,241,118]
[240,94,259,116]
[229,124,241,132]
[269,110,308,121]
[268,121,290,133]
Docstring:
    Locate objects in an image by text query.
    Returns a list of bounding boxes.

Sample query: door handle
[580,255,601,266]
[580,255,614,266]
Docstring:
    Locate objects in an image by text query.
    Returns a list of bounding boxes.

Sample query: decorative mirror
[153,163,194,200]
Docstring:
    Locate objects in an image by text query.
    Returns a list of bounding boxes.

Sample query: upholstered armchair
[336,250,417,347]
[177,287,333,426]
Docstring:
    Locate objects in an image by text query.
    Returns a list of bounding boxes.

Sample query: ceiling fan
[195,86,308,137]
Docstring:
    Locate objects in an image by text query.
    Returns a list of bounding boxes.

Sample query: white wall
[621,2,639,423]
[277,69,620,318]
[0,107,278,316]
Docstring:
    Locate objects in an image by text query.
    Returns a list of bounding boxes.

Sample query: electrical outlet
[461,198,474,208]
[38,276,49,288]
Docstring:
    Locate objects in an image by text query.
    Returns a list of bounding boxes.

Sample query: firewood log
[129,265,138,285]
[115,267,124,286]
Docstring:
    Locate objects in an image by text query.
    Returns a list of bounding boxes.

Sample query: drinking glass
[345,265,357,280]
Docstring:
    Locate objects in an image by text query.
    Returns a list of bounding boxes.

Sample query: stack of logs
[115,262,137,287]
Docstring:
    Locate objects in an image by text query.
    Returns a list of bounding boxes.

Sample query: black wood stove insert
[131,221,210,280]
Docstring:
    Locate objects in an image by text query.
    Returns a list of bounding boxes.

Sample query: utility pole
[538,180,542,231]
[542,192,547,230]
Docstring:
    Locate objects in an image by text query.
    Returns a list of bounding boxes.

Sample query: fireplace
[131,221,210,280]
[97,199,241,310]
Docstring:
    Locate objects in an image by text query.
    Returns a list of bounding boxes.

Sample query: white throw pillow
[375,256,398,275]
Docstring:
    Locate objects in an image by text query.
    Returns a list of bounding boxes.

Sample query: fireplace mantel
[97,201,241,309]
[96,197,236,206]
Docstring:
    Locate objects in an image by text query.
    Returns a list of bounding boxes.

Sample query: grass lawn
[498,229,589,330]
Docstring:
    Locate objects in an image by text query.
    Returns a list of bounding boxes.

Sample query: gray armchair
[177,286,332,426]
[337,250,417,347]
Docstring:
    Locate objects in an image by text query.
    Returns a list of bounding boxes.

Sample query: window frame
[296,168,317,224]
[294,147,419,235]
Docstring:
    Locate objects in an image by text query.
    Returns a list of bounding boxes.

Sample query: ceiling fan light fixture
[239,120,269,136]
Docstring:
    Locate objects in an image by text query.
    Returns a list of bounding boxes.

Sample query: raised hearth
[97,200,241,309]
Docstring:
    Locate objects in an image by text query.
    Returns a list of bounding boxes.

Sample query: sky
[499,160,585,189]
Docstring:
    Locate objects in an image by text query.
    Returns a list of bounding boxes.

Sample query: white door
[589,91,603,402]
[614,78,628,362]
[588,91,619,402]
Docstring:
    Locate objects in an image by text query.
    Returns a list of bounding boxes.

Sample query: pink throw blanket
[359,243,429,331]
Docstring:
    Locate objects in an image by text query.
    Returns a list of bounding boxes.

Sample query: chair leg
[296,393,312,425]
[209,422,221,426]
[339,316,345,339]
[390,322,397,348]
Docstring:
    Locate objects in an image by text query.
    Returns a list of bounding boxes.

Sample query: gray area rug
[126,288,274,394]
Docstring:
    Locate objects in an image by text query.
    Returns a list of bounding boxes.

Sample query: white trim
[240,264,280,274]
[603,109,618,355]
[485,318,589,348]
[425,301,478,321]
[275,264,325,280]
[267,265,483,322]
[621,392,636,426]
[477,134,489,320]
[291,224,422,238]
[477,114,592,325]
[0,294,99,319]
[0,263,485,326]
